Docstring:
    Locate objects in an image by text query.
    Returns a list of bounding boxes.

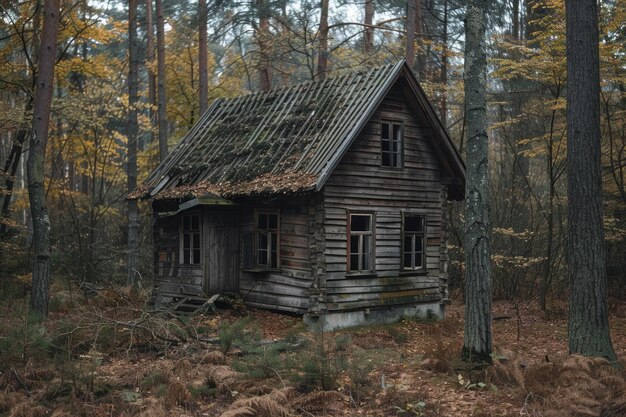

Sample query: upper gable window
[381,121,403,168]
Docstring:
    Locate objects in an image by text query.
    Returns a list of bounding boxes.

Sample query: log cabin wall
[321,83,448,314]
[238,196,317,313]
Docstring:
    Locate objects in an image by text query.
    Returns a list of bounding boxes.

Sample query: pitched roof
[130,60,465,201]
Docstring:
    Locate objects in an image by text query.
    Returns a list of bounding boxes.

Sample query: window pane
[270,249,277,268]
[258,232,268,250]
[183,216,190,230]
[415,237,423,253]
[392,153,399,167]
[381,139,390,151]
[350,254,359,271]
[258,213,267,229]
[193,233,200,250]
[268,214,278,229]
[351,214,370,232]
[362,235,370,255]
[184,250,190,264]
[393,124,402,141]
[183,234,190,249]
[382,122,389,139]
[403,235,413,252]
[415,252,423,267]
[350,235,359,254]
[192,215,199,230]
[382,152,390,166]
[405,215,423,232]
[258,250,268,266]
[404,253,412,268]
[193,249,201,264]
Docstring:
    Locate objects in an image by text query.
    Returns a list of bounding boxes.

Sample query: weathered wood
[320,82,448,311]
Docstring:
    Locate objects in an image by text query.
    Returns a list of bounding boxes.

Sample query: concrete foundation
[303,302,445,331]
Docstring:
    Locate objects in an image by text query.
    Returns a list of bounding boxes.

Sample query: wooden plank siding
[320,84,447,312]
[239,198,316,313]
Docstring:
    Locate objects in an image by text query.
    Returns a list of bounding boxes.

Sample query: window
[403,214,425,270]
[381,121,403,168]
[348,213,374,272]
[181,214,201,265]
[257,211,279,269]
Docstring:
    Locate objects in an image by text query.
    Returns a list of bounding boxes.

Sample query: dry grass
[488,354,626,417]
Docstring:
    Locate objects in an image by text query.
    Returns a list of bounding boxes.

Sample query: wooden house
[130,61,465,330]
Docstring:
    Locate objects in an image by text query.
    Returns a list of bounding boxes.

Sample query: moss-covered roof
[131,61,465,201]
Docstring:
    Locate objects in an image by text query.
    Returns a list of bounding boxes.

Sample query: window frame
[255,210,280,270]
[380,120,404,169]
[401,212,426,271]
[180,213,202,266]
[347,211,376,274]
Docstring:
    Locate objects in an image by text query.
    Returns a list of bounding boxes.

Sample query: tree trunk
[565,0,619,365]
[256,0,272,91]
[156,0,168,161]
[440,0,448,125]
[127,0,140,287]
[27,0,60,319]
[414,0,425,78]
[198,0,208,114]
[316,0,329,81]
[405,0,416,68]
[462,0,492,364]
[512,0,520,41]
[146,0,157,146]
[363,0,374,55]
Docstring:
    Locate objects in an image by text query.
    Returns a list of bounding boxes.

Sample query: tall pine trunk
[28,0,60,318]
[127,0,140,287]
[256,0,272,91]
[156,0,168,161]
[146,0,157,146]
[198,0,208,114]
[405,0,416,68]
[565,0,619,365]
[363,0,374,55]
[316,0,329,81]
[462,0,492,364]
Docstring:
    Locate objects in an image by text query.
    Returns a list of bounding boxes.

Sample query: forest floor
[0,287,625,417]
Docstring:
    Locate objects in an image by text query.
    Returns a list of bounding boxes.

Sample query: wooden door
[204,210,240,293]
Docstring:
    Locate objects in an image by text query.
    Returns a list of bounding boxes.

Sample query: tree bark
[127,0,140,287]
[405,0,416,68]
[256,0,272,91]
[565,0,619,365]
[512,0,520,41]
[27,0,60,319]
[462,0,492,364]
[146,0,157,146]
[156,0,168,161]
[363,0,374,55]
[198,0,208,114]
[414,0,425,78]
[316,0,329,81]
[440,0,448,125]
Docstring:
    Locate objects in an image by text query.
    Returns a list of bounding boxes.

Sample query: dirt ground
[1,293,625,417]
